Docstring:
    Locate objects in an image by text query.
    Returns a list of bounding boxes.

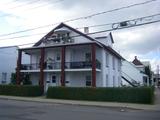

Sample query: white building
[0,46,18,84]
[121,60,149,86]
[16,23,123,91]
[0,46,29,84]
[132,56,150,85]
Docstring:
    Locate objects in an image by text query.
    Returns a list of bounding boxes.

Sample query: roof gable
[132,56,143,66]
[32,23,123,60]
[34,23,95,46]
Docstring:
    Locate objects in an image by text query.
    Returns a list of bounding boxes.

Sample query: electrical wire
[23,0,64,11]
[0,0,64,17]
[1,0,41,10]
[0,0,157,37]
[0,13,160,40]
[76,13,160,29]
[0,18,159,48]
[0,32,47,40]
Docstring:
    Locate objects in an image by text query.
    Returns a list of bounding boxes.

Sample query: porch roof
[19,41,101,51]
[19,41,123,60]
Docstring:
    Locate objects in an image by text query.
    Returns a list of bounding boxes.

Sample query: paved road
[0,99,160,120]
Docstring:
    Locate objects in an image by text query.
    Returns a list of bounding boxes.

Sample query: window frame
[2,72,7,83]
[106,74,108,86]
[51,75,56,83]
[113,76,115,87]
[106,52,109,67]
[86,75,91,87]
[112,56,115,70]
[85,52,91,62]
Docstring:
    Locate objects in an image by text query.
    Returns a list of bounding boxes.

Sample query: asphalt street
[0,99,160,120]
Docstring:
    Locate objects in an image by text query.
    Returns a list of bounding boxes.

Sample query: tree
[144,66,152,85]
[22,73,32,85]
[10,73,32,85]
[11,73,16,84]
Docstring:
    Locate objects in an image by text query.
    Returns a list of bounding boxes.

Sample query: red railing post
[40,48,45,89]
[16,50,22,85]
[91,43,96,87]
[61,46,66,86]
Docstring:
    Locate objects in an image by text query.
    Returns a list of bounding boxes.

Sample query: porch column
[61,46,66,86]
[16,50,22,85]
[39,48,45,87]
[91,43,96,87]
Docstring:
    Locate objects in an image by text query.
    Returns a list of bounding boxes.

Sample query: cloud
[114,23,160,54]
[0,0,160,72]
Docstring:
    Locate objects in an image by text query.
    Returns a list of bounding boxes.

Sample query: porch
[16,42,101,89]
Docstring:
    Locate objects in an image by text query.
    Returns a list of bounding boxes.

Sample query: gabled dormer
[94,33,114,47]
[41,27,73,46]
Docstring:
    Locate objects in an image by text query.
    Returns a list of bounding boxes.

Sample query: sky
[0,0,160,73]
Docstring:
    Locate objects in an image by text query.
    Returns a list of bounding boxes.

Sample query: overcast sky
[0,0,160,72]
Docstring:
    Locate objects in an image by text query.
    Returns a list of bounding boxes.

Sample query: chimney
[84,27,89,34]
[135,56,137,59]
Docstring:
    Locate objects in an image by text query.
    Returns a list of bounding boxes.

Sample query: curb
[0,95,159,111]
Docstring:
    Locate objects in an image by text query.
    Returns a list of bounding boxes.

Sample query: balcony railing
[65,61,101,69]
[45,62,61,70]
[21,63,61,70]
[21,61,101,70]
[21,64,39,70]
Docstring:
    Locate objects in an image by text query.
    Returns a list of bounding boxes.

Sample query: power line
[9,0,41,9]
[23,0,64,11]
[0,0,157,37]
[0,13,160,40]
[0,0,64,17]
[1,18,160,48]
[0,32,47,40]
[0,0,42,17]
[2,0,41,10]
[76,13,160,29]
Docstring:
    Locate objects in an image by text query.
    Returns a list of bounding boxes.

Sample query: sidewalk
[0,95,160,111]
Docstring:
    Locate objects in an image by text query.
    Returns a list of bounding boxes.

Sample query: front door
[46,74,59,91]
[50,75,57,86]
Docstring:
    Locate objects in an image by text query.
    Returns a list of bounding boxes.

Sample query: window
[56,53,61,61]
[118,60,121,71]
[65,81,69,84]
[112,56,115,70]
[85,53,91,62]
[106,74,108,86]
[86,75,91,86]
[106,53,109,67]
[51,75,56,83]
[113,76,115,87]
[2,72,7,84]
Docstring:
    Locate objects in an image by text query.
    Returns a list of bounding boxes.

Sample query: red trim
[61,46,65,86]
[91,43,96,87]
[16,50,22,85]
[40,48,45,87]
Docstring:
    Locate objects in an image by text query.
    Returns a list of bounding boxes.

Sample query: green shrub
[47,87,154,104]
[0,85,43,97]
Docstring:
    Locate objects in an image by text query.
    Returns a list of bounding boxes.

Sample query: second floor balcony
[21,61,101,71]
